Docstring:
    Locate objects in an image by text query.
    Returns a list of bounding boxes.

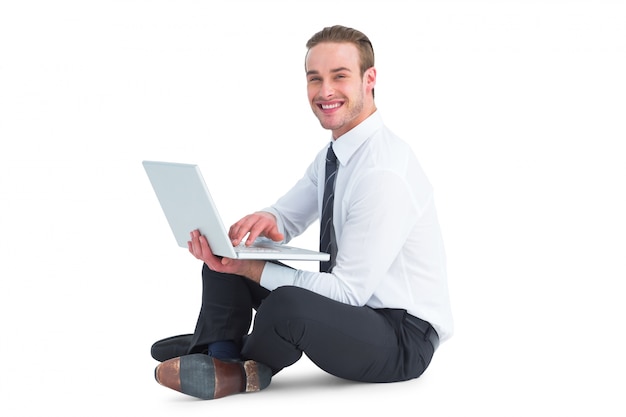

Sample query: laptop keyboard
[236,245,280,253]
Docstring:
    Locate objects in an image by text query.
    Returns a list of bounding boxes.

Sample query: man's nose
[319,81,335,98]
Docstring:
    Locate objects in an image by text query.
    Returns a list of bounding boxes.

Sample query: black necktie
[320,143,338,272]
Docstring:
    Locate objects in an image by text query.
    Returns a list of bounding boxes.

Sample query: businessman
[152,25,453,400]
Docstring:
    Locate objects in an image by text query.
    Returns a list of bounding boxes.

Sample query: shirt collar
[330,110,383,166]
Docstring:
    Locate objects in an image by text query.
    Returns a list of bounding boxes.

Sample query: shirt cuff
[260,261,297,290]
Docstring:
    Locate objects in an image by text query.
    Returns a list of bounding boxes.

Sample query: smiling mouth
[319,102,342,110]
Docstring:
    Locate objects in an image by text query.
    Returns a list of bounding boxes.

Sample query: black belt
[404,314,440,351]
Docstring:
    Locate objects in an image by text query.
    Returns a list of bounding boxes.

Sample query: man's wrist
[244,260,266,283]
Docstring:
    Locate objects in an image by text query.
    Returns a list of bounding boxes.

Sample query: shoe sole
[155,354,271,400]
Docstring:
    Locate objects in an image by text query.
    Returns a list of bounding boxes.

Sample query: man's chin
[316,115,342,132]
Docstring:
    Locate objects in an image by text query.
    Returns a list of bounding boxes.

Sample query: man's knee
[260,286,315,313]
[254,286,321,335]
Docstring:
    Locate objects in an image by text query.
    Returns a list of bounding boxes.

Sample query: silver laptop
[142,160,329,261]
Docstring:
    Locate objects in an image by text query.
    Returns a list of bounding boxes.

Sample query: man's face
[305,42,376,139]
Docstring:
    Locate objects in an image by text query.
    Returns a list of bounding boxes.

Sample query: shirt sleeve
[259,261,297,290]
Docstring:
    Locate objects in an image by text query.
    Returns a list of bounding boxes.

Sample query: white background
[1,0,625,415]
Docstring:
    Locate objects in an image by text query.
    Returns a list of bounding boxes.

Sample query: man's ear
[365,67,377,95]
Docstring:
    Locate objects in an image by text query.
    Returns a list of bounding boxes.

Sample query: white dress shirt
[260,111,453,342]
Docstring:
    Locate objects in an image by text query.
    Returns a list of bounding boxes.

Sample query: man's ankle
[207,340,240,360]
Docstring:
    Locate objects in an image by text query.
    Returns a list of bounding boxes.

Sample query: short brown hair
[306,25,375,76]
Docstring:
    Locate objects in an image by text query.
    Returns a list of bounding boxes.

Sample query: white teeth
[321,103,340,110]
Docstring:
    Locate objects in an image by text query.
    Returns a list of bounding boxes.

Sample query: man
[152,25,453,400]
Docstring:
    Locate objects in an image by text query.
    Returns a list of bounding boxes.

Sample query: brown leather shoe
[155,354,272,400]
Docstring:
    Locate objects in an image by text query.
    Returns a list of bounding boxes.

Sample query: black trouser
[188,263,437,383]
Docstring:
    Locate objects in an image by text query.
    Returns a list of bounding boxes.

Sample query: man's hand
[228,211,284,246]
[187,230,265,283]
